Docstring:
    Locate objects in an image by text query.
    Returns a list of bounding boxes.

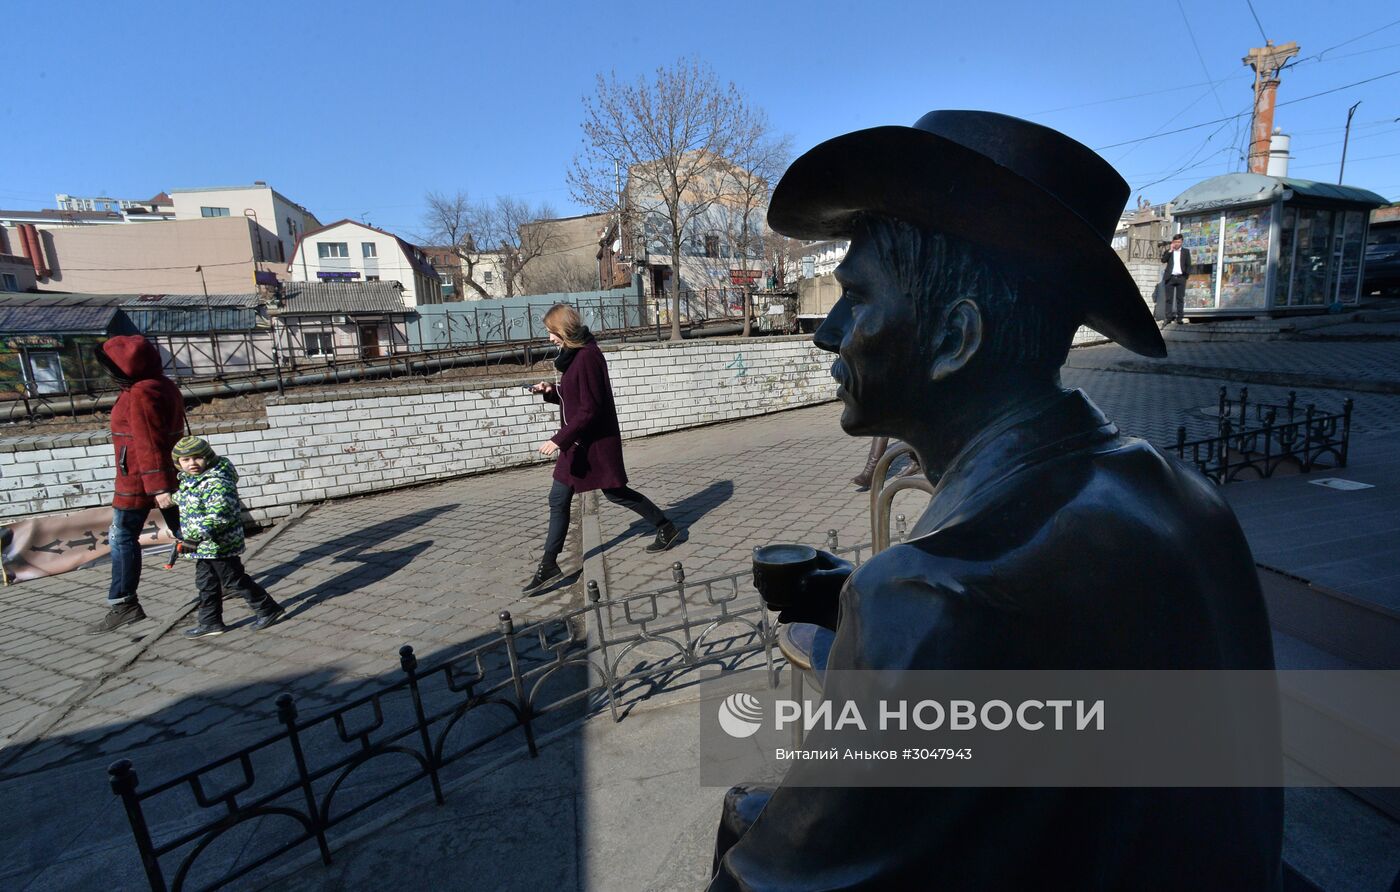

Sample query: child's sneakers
[252,607,286,631]
[183,624,227,639]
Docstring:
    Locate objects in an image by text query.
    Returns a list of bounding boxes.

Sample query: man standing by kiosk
[1161,231,1191,323]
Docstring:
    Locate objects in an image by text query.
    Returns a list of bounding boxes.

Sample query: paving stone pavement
[1068,339,1400,387]
[1,460,591,782]
[2,333,1398,890]
[0,544,195,750]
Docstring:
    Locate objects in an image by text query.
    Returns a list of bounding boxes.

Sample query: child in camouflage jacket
[171,436,285,638]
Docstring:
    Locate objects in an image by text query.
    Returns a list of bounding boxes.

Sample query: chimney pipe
[1266,129,1291,177]
[20,224,50,278]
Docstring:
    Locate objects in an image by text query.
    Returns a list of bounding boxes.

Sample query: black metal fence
[4,290,756,422]
[105,528,894,892]
[1173,386,1353,484]
[107,556,791,891]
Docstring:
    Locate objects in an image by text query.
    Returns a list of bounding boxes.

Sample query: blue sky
[7,0,1399,238]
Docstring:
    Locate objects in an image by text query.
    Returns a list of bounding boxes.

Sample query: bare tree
[419,190,494,299]
[420,192,564,299]
[569,58,774,341]
[719,126,791,336]
[490,196,561,298]
[764,234,806,290]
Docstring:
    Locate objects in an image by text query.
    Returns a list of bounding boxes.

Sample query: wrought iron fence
[105,526,895,892]
[107,556,795,891]
[1173,386,1352,484]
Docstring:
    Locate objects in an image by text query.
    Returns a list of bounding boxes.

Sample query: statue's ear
[930,299,983,382]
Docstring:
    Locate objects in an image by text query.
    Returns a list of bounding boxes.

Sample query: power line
[1095,66,1400,150]
[1290,125,1399,152]
[54,258,256,272]
[1111,85,1219,164]
[1292,39,1400,68]
[1243,0,1269,44]
[1289,149,1400,171]
[1025,72,1250,115]
[1177,0,1230,116]
[1286,15,1400,68]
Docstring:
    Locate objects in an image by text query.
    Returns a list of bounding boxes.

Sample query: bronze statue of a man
[708,112,1282,890]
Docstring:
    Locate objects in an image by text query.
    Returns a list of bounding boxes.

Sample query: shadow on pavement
[588,479,733,559]
[282,540,435,620]
[253,505,460,591]
[0,620,591,892]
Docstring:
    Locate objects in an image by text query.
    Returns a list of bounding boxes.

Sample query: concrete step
[1261,567,1400,670]
[1270,605,1400,830]
[1264,557,1400,827]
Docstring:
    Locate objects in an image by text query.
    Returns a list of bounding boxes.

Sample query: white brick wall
[0,337,836,526]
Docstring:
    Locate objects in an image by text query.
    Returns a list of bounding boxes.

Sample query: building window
[366,275,380,282]
[304,331,334,357]
[24,351,66,395]
[362,242,377,258]
[483,271,493,284]
[1,273,17,291]
[317,242,349,259]
[704,234,720,259]
[200,207,230,217]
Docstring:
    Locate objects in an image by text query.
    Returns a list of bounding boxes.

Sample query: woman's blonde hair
[543,304,589,348]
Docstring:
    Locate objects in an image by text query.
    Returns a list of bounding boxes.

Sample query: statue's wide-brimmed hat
[768,110,1166,358]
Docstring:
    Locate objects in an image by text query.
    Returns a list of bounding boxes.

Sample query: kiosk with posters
[1169,172,1386,317]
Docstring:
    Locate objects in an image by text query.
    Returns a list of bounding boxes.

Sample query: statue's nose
[813,298,851,354]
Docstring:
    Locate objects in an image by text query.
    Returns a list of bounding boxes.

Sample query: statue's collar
[919,390,1118,532]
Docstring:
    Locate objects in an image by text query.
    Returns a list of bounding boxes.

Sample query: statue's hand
[774,550,851,630]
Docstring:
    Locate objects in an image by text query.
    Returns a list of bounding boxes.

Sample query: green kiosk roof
[1171,173,1388,215]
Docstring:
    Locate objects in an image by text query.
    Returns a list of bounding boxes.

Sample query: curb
[0,504,316,773]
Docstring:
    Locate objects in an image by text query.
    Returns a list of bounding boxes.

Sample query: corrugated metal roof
[0,294,261,333]
[1171,173,1389,215]
[0,304,132,335]
[123,306,261,333]
[18,292,259,307]
[279,281,409,315]
[118,293,260,308]
[7,294,128,307]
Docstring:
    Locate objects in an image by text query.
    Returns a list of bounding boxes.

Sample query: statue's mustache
[831,359,851,389]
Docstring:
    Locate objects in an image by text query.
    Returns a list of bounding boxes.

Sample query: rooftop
[1172,173,1390,215]
[0,299,134,335]
[0,208,126,223]
[279,280,410,315]
[0,293,259,308]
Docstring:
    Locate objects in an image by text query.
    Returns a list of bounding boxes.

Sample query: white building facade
[287,220,443,307]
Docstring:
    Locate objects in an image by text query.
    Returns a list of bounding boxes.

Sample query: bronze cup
[752,544,819,610]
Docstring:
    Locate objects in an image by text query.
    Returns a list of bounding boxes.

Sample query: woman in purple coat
[524,304,679,593]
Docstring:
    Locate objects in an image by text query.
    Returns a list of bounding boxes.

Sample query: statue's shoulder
[847,544,964,603]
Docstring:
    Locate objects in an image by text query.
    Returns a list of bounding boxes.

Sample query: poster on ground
[1,506,175,584]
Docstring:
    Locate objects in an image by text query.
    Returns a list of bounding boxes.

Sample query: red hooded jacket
[97,336,186,510]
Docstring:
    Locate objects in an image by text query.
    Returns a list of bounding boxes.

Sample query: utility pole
[1338,101,1361,184]
[1243,40,1299,174]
